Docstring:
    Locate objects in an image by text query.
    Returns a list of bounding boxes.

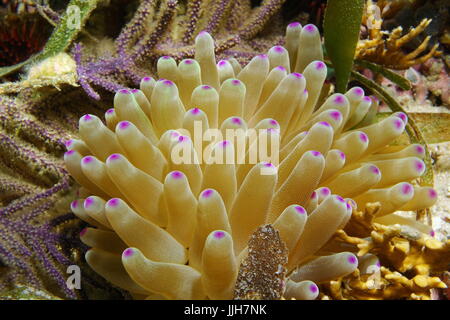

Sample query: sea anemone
[64,23,438,300]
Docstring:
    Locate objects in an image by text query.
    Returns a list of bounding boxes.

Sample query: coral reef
[357,0,441,69]
[319,202,450,299]
[65,24,441,300]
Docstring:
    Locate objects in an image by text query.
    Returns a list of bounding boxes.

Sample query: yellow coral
[357,0,441,69]
[324,202,450,300]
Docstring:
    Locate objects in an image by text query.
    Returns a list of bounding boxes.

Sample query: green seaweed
[355,59,412,90]
[0,0,98,78]
[323,0,365,93]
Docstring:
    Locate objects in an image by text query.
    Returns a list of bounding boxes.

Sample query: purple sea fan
[0,88,129,299]
[72,0,291,100]
[65,24,439,300]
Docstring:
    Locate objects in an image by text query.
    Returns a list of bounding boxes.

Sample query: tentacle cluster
[65,23,438,300]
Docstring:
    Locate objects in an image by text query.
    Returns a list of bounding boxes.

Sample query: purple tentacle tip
[106,108,114,115]
[178,135,189,142]
[108,154,121,161]
[395,112,407,123]
[309,284,318,293]
[171,131,180,137]
[118,121,131,130]
[82,114,92,122]
[79,228,87,237]
[65,150,75,157]
[321,188,330,196]
[119,89,130,94]
[191,108,200,115]
[415,145,425,154]
[257,54,268,59]
[304,24,316,32]
[201,85,212,90]
[311,191,317,199]
[291,72,303,79]
[295,206,306,214]
[170,171,183,179]
[220,140,230,147]
[198,30,208,36]
[376,261,381,268]
[163,80,174,86]
[319,121,330,127]
[393,118,404,130]
[65,139,73,148]
[311,151,321,157]
[333,95,345,104]
[264,162,274,168]
[232,117,242,125]
[401,183,413,195]
[269,119,278,126]
[82,156,93,164]
[184,59,193,65]
[354,87,364,96]
[336,195,345,203]
[131,89,139,93]
[231,79,241,86]
[339,151,346,160]
[142,76,153,82]
[273,46,285,53]
[202,189,214,198]
[218,60,228,67]
[162,55,171,60]
[429,188,437,198]
[71,200,78,209]
[346,202,351,210]
[107,198,120,207]
[370,165,380,175]
[359,132,368,143]
[288,22,301,28]
[84,197,94,208]
[347,255,358,265]
[430,230,435,237]
[315,61,325,70]
[415,160,425,172]
[213,231,226,239]
[364,96,372,102]
[275,65,286,71]
[123,248,134,257]
[330,111,341,120]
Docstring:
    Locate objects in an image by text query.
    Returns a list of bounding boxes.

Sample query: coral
[65,23,439,300]
[0,53,78,94]
[319,202,450,300]
[357,0,441,69]
[73,0,292,100]
[365,55,449,109]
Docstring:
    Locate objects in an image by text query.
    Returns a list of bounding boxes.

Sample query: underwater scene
[0,0,449,301]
